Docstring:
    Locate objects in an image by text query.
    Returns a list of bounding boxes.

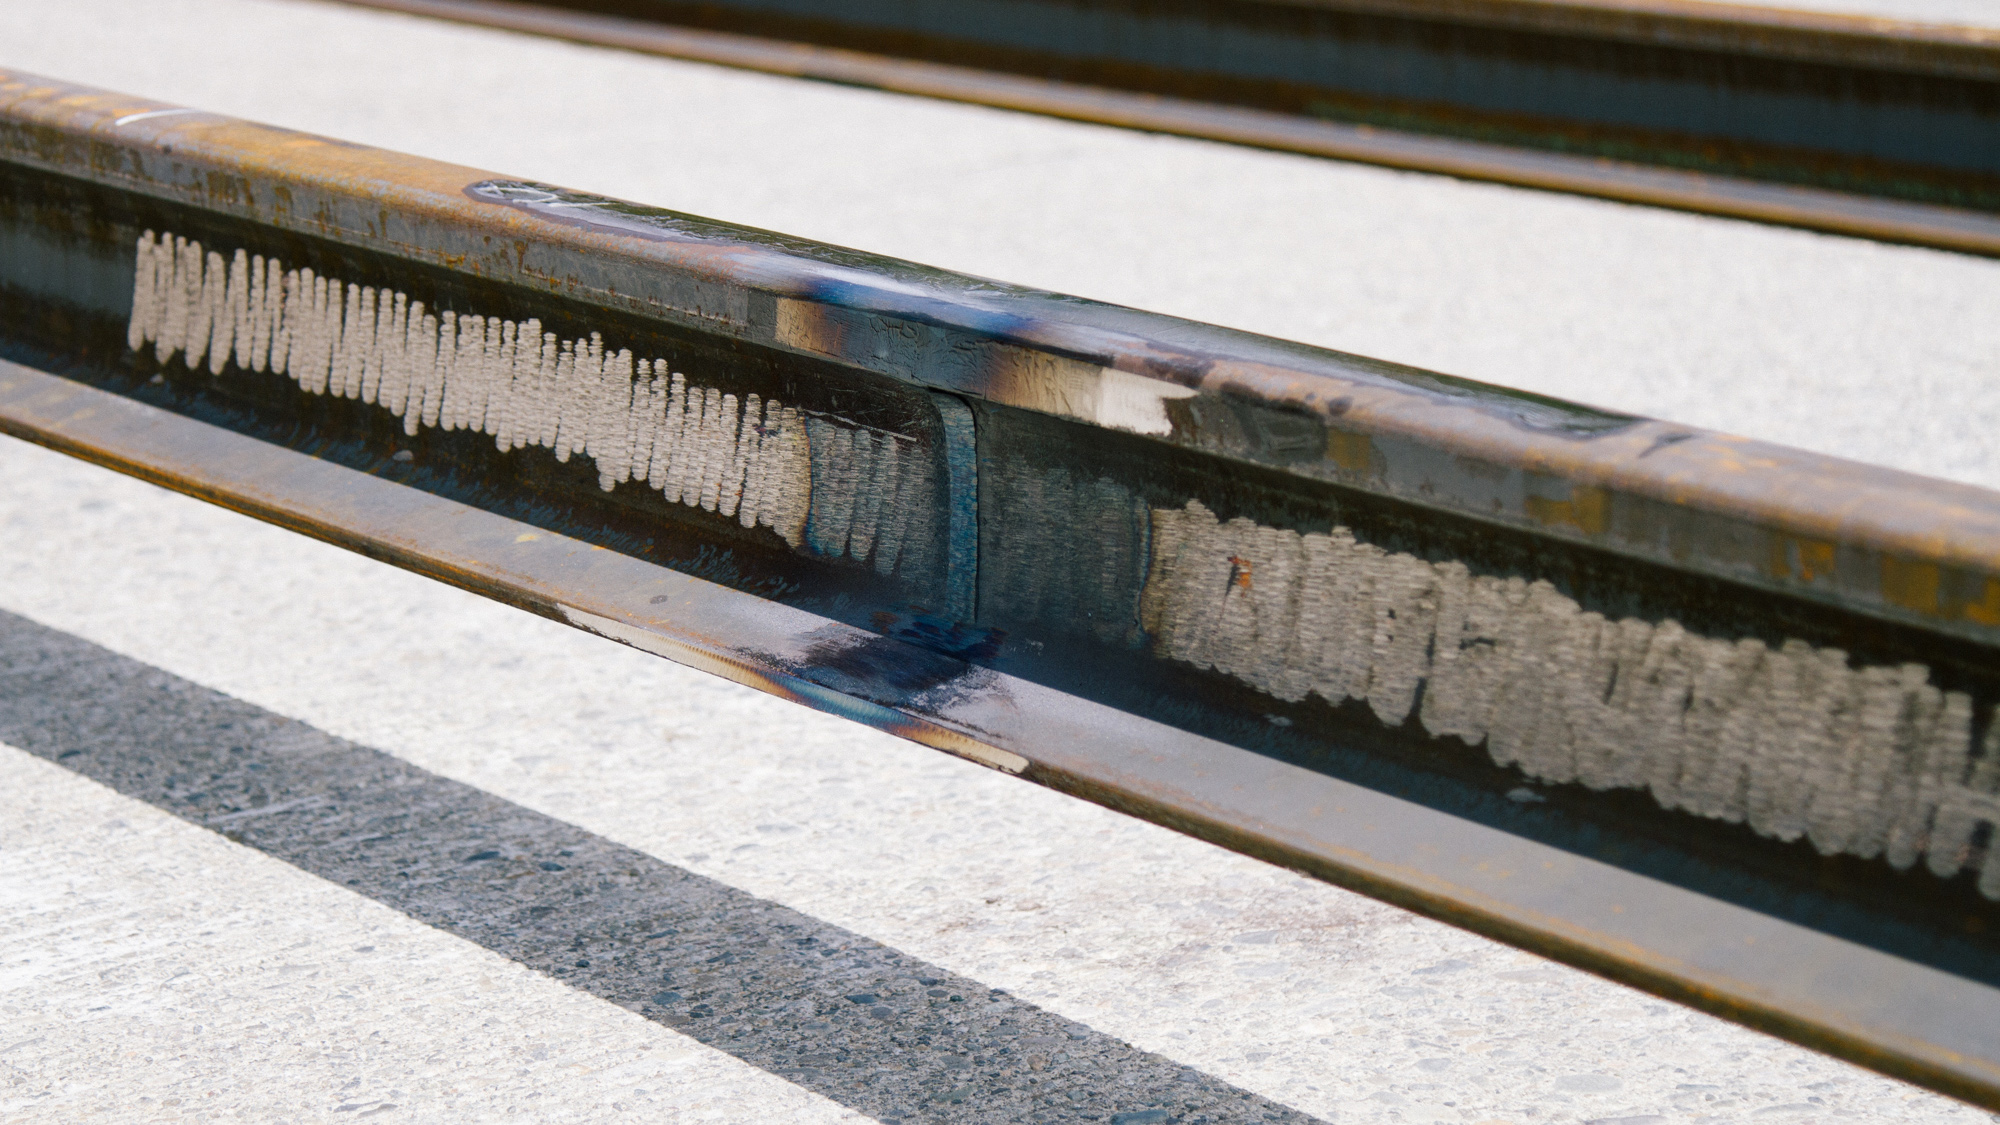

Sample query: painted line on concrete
[0,608,1319,1125]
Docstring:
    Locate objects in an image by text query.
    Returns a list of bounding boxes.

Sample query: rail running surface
[336,0,2000,255]
[4,70,2000,1107]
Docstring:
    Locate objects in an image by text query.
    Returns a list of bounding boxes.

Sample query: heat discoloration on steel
[0,352,1009,771]
[557,604,1028,774]
[5,70,1998,644]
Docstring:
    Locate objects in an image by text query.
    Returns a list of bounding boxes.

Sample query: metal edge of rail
[330,0,2000,258]
[4,72,2000,1105]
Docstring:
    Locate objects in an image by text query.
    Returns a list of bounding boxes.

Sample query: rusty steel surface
[330,0,2000,253]
[7,72,2000,1109]
[3,70,1996,642]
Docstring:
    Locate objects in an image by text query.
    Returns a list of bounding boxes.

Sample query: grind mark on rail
[124,231,941,578]
[1145,500,2000,895]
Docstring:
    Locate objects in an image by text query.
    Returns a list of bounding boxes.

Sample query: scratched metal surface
[0,385,1991,1124]
[8,0,1999,493]
[6,352,2000,1106]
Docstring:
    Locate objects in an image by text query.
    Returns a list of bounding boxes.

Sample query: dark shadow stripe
[0,609,1318,1125]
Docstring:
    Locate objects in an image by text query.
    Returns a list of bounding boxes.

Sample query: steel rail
[335,0,2000,256]
[5,71,2000,1106]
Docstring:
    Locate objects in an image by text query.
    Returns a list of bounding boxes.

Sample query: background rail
[337,0,2000,254]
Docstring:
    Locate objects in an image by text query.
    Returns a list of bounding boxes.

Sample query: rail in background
[5,70,2000,1107]
[335,0,2000,255]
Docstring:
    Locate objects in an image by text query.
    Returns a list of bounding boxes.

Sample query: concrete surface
[2,0,1998,1120]
[0,611,1317,1124]
[0,435,1988,1123]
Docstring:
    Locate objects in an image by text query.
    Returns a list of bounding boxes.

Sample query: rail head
[4,70,1996,646]
[334,0,2000,258]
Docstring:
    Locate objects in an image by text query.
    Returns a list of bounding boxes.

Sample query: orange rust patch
[1325,428,1373,476]
[1226,554,1253,591]
[774,298,844,358]
[1796,537,1837,583]
[1880,555,1943,616]
[1524,484,1609,537]
[1957,577,2000,627]
[1768,534,1838,585]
